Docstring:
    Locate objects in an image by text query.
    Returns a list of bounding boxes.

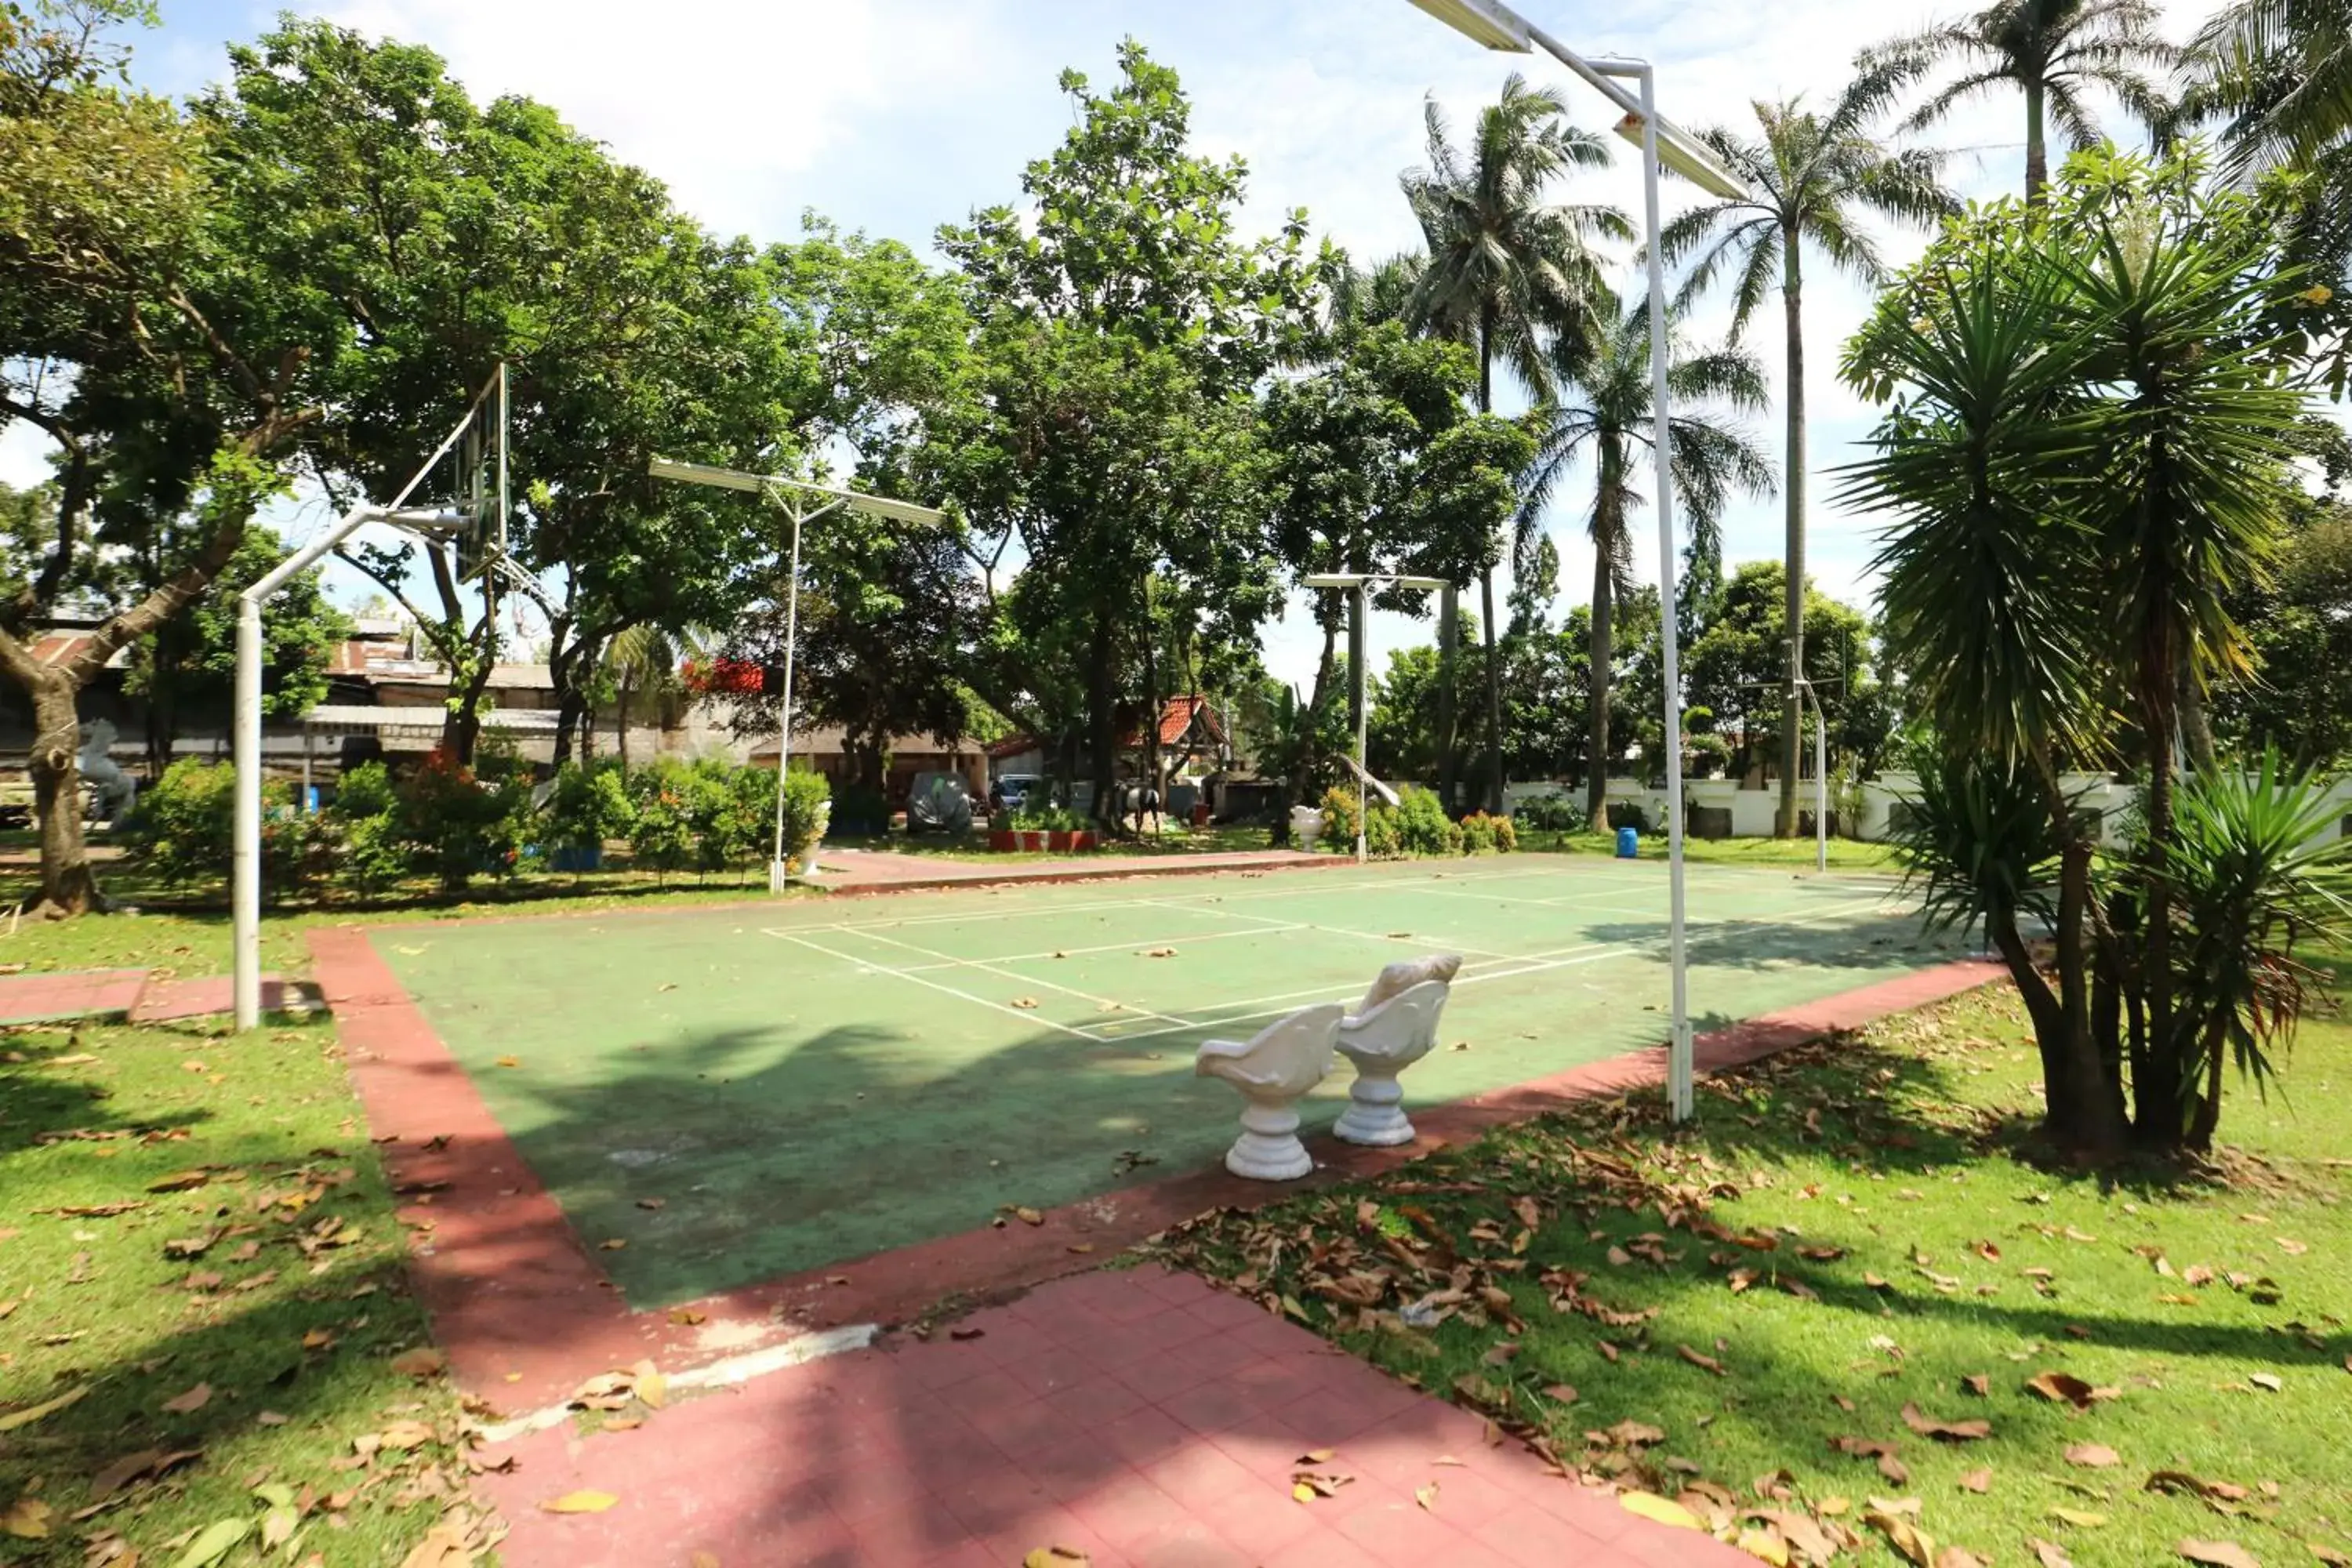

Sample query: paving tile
[1158,1376,1264,1437]
[1138,1439,1265,1513]
[1329,1487,1484,1567]
[1095,1406,1193,1469]
[1041,1369,1154,1430]
[1472,1500,1621,1566]
[1067,1472,1200,1553]
[1001,1345,1094,1400]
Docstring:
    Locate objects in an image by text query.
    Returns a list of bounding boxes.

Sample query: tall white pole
[1812,681,1828,872]
[232,598,265,1030]
[1636,67,1696,1124]
[768,498,804,891]
[1355,582,1370,865]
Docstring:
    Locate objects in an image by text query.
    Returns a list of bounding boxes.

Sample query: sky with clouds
[2,0,2225,686]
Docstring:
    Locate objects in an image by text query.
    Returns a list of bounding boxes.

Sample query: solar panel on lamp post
[1406,0,1753,1123]
[1302,571,1450,864]
[649,458,948,891]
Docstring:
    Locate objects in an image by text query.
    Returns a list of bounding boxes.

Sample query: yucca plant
[2160,752,2352,1148]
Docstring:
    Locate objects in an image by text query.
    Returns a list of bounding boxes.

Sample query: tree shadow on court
[1579,913,1958,975]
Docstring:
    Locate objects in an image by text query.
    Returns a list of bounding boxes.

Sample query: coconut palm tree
[1401,74,1632,815]
[1519,305,1774,832]
[1863,0,2176,202]
[1665,88,1954,835]
[2187,0,2352,174]
[601,624,699,771]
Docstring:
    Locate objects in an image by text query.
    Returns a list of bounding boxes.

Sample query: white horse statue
[78,719,137,823]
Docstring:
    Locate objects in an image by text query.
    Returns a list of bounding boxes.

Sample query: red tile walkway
[0,966,305,1025]
[477,1264,1752,1568]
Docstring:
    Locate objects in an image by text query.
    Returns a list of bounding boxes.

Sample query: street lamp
[1303,571,1450,863]
[649,458,947,891]
[1409,0,1753,1123]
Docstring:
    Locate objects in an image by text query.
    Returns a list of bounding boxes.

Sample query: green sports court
[372,857,1959,1308]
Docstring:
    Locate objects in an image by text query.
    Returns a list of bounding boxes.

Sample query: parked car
[989,773,1043,818]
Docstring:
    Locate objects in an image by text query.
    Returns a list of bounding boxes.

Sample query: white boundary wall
[1504,772,2352,845]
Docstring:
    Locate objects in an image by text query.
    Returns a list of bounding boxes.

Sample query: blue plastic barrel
[1615,825,1639,859]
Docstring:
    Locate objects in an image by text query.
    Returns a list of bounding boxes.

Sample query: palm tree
[1519,306,1774,832]
[2188,0,2352,171]
[1401,74,1631,815]
[1665,88,1953,835]
[1864,0,2176,202]
[601,624,698,771]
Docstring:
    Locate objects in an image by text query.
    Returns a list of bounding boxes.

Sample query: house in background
[746,726,986,807]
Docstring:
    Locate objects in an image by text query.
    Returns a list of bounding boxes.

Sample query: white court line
[838,925,1200,1032]
[772,931,1105,1040]
[869,921,1307,974]
[1127,895,1524,961]
[1094,893,1907,1044]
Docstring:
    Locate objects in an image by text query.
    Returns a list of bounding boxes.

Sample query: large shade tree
[935,42,1324,824]
[1666,85,1951,834]
[1519,305,1773,829]
[1400,74,1628,815]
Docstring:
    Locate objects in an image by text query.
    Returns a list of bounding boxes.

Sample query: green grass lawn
[1152,967,2352,1567]
[0,1013,489,1565]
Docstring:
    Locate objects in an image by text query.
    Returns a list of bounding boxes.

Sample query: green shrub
[1317,784,1359,852]
[134,760,330,897]
[136,759,237,887]
[1605,800,1650,833]
[1365,803,1403,858]
[543,760,634,851]
[1460,811,1497,853]
[1512,791,1581,832]
[780,768,830,866]
[324,760,407,894]
[1009,800,1088,832]
[729,763,779,863]
[329,760,397,822]
[1394,786,1462,856]
[626,757,696,881]
[1491,814,1517,852]
[397,748,529,892]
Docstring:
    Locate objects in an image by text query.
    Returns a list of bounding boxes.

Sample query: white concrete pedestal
[1195,1002,1343,1183]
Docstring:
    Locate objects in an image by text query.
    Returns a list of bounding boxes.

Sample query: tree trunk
[26,671,101,915]
[2133,628,2182,1149]
[1142,586,1162,835]
[1087,610,1117,827]
[1583,485,1618,835]
[1436,586,1459,814]
[1479,567,1504,815]
[1777,233,1807,838]
[2178,644,2216,772]
[2024,78,2048,204]
[615,677,633,772]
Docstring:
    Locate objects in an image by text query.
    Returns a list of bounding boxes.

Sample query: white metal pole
[768,498,804,891]
[1812,681,1828,872]
[1635,66,1696,1124]
[1356,582,1370,865]
[232,597,265,1029]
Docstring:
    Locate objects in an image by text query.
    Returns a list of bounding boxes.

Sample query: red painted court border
[311,919,2002,1412]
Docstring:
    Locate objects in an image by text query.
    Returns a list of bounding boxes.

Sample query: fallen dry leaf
[1936,1549,1990,1568]
[2176,1541,2261,1568]
[1679,1345,1728,1377]
[494,1055,521,1068]
[390,1348,445,1380]
[1865,1505,1936,1566]
[0,1385,89,1433]
[2146,1471,2251,1507]
[1961,1374,1991,1398]
[1022,1548,1090,1568]
[667,1307,706,1327]
[1879,1453,1912,1485]
[1414,1482,1439,1512]
[2049,1507,2108,1528]
[1959,1468,1994,1494]
[2028,1541,2076,1568]
[2065,1444,2122,1469]
[1620,1493,1704,1530]
[2,1498,52,1540]
[2026,1370,2117,1409]
[1902,1403,1991,1442]
[539,1490,619,1514]
[161,1381,212,1414]
[2248,1373,2282,1393]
